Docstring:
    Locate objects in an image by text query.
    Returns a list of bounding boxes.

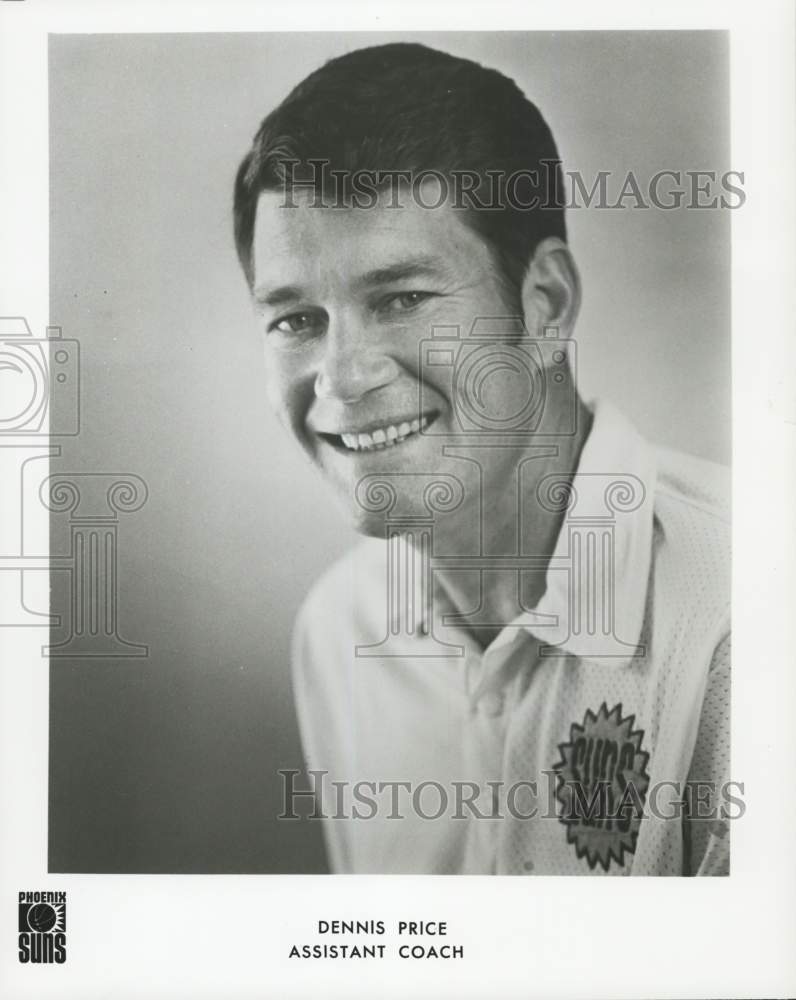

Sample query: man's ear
[520,237,581,336]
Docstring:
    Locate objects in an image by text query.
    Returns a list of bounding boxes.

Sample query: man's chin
[321,482,397,538]
[315,445,475,537]
[348,510,392,539]
[338,487,434,538]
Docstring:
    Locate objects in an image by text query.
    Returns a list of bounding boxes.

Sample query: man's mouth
[318,412,438,452]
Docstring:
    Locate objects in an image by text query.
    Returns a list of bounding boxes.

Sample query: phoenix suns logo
[18,892,67,964]
[553,703,650,871]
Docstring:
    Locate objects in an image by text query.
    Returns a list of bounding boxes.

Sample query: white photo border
[1,1,795,997]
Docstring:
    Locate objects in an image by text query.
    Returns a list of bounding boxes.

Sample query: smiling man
[233,43,732,875]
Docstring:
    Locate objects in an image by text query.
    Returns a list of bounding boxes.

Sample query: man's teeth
[340,416,429,452]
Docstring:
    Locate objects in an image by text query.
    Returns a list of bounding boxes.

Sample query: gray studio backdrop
[48,31,729,873]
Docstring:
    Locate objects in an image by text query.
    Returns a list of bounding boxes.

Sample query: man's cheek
[265,367,316,441]
[262,350,295,412]
[264,371,287,423]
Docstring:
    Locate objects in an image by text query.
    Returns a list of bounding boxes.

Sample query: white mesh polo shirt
[291,400,731,876]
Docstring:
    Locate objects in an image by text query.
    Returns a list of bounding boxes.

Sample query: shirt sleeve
[683,632,731,876]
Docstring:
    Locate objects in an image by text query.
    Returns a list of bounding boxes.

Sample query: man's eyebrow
[355,257,450,288]
[252,284,305,308]
[252,256,450,307]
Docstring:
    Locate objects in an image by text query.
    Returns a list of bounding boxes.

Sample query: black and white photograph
[1,3,794,998]
[47,29,733,878]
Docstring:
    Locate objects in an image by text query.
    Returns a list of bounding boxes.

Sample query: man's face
[251,185,532,535]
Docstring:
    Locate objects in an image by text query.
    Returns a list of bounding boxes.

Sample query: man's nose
[314,319,399,403]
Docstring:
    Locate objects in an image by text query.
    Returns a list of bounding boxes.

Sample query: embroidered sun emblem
[553,702,650,872]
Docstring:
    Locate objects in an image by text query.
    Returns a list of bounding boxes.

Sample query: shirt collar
[508,398,656,666]
[417,399,657,668]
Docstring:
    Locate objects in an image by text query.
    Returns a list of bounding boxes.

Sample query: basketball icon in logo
[27,903,57,933]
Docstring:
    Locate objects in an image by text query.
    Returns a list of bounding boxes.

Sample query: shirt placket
[460,632,529,874]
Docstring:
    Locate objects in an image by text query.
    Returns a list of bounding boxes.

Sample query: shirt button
[479,691,505,717]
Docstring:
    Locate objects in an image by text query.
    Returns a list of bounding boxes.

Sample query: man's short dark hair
[233,42,566,296]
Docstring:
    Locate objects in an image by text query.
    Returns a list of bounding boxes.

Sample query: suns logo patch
[553,703,650,872]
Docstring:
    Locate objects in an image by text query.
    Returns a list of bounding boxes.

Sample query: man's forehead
[253,188,419,247]
[251,186,486,291]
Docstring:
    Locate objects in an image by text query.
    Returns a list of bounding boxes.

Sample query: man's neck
[429,396,593,651]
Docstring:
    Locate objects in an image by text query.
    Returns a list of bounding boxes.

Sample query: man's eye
[383,291,434,313]
[270,311,324,336]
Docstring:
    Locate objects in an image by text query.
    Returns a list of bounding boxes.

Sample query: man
[233,43,731,875]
